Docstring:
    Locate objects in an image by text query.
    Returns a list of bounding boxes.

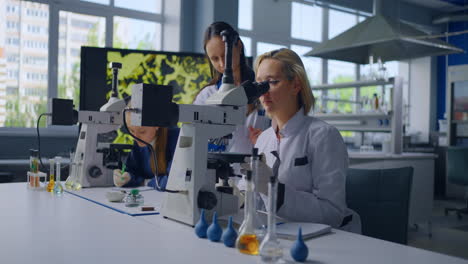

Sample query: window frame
[238,1,374,115]
[1,0,166,133]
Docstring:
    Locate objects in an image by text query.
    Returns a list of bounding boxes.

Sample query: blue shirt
[123,127,179,191]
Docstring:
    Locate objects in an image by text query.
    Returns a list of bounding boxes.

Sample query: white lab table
[1,183,467,264]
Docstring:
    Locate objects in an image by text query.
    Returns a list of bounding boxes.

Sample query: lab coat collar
[273,108,306,138]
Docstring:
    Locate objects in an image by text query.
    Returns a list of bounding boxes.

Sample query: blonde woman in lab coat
[254,48,361,233]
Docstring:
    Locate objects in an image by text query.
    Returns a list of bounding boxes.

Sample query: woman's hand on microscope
[113,169,130,187]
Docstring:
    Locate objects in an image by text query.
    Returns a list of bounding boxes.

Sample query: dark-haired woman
[193,21,270,154]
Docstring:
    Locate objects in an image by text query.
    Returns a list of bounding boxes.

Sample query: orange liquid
[47,179,55,192]
[237,234,259,255]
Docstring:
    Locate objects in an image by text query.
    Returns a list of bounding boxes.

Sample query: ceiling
[403,0,468,12]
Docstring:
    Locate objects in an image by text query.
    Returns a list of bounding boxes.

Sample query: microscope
[129,29,269,226]
[49,62,132,187]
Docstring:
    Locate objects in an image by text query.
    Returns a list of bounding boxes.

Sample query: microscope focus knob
[88,166,102,178]
[197,191,217,210]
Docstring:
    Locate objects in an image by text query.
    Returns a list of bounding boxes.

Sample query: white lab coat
[194,84,271,154]
[255,108,361,233]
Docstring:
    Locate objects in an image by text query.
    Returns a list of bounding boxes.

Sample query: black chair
[346,167,413,244]
[445,147,468,219]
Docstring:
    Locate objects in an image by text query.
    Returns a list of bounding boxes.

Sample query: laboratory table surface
[1,183,467,264]
[348,151,437,160]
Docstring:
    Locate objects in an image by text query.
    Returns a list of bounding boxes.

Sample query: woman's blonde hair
[254,48,315,114]
[125,102,168,176]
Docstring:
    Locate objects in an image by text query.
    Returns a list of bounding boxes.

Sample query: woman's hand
[113,169,130,187]
[248,126,263,145]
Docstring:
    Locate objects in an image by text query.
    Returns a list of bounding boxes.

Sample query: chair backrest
[346,167,413,244]
[447,147,468,186]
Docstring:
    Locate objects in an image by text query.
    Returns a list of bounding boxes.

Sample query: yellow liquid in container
[237,234,259,255]
[64,178,74,190]
[73,182,82,191]
[47,177,55,192]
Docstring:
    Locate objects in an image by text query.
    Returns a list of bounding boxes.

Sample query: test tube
[54,157,63,195]
[47,158,55,192]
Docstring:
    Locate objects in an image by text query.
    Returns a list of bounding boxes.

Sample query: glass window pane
[115,0,161,14]
[385,61,398,78]
[238,0,253,30]
[327,88,355,114]
[291,45,322,85]
[327,60,356,114]
[256,42,286,57]
[58,11,105,108]
[291,2,322,42]
[1,1,49,127]
[81,0,110,5]
[240,36,251,57]
[328,59,356,83]
[329,9,357,39]
[113,17,161,50]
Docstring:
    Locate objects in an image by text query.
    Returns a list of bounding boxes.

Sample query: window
[115,0,162,14]
[290,45,322,85]
[1,1,49,128]
[238,0,253,30]
[327,60,356,114]
[113,17,161,50]
[7,55,19,63]
[240,36,252,57]
[0,0,169,128]
[81,0,110,5]
[58,11,105,108]
[329,9,357,39]
[291,2,322,42]
[257,42,287,57]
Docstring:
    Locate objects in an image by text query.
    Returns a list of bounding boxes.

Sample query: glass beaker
[124,189,144,207]
[73,153,84,190]
[64,150,75,190]
[236,170,260,255]
[259,176,283,262]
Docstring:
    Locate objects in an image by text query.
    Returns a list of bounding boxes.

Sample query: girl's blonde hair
[125,102,168,176]
[254,48,315,114]
[151,128,168,176]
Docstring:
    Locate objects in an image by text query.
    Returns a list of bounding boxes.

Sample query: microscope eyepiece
[241,80,270,104]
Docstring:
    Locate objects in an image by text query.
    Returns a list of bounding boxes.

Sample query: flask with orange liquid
[236,170,259,255]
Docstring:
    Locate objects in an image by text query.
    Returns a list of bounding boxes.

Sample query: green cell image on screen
[80,47,212,146]
[105,51,211,104]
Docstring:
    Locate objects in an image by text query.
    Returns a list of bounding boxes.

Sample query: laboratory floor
[408,199,468,260]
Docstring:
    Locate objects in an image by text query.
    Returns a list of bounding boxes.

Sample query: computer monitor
[79,46,212,111]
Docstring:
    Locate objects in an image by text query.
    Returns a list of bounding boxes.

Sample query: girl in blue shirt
[113,105,179,190]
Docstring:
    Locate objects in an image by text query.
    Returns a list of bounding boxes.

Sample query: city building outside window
[0,0,168,128]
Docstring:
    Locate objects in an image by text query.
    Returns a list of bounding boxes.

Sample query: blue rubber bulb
[290,227,309,262]
[195,209,208,238]
[207,212,222,242]
[221,216,238,247]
